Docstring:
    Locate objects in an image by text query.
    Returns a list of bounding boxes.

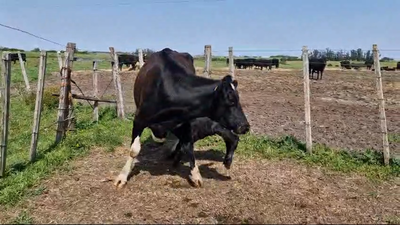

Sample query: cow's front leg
[114,120,144,189]
[174,122,203,187]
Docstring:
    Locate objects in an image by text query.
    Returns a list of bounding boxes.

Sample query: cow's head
[212,75,250,135]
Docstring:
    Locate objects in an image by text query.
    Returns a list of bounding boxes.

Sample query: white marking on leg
[151,130,166,143]
[189,162,203,187]
[131,136,141,157]
[114,136,141,188]
[230,83,235,90]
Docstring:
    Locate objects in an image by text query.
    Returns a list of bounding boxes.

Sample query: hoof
[222,167,232,179]
[188,176,203,188]
[223,162,231,170]
[114,173,128,189]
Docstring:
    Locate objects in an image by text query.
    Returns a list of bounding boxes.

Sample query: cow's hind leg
[114,120,145,188]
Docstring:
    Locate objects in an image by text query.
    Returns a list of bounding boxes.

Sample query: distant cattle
[113,48,249,188]
[364,60,373,70]
[309,57,327,80]
[397,62,400,70]
[233,58,279,70]
[340,60,351,69]
[9,53,26,64]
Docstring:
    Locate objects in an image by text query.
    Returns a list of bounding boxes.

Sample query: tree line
[0,46,395,62]
[272,48,395,62]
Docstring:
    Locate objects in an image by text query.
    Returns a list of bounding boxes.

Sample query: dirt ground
[1,144,399,224]
[3,67,398,224]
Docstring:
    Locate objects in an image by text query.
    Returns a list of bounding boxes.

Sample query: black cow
[117,54,139,71]
[364,59,373,70]
[397,62,400,70]
[271,58,280,68]
[309,57,327,80]
[234,58,257,69]
[340,60,351,69]
[114,48,249,188]
[253,59,272,70]
[9,53,26,64]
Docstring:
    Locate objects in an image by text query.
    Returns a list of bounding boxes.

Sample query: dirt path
[1,141,399,224]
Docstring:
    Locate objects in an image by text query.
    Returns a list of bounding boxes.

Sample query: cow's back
[133,48,196,110]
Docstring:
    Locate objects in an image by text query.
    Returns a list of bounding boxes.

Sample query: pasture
[0,50,399,224]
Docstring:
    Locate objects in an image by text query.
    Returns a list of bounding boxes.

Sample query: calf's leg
[114,119,145,188]
[173,122,203,187]
[149,124,167,143]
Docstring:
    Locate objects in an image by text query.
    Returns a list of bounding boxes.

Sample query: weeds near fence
[196,134,400,181]
[0,90,132,207]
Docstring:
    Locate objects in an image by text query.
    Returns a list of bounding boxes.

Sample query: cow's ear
[232,80,238,88]
[221,75,233,83]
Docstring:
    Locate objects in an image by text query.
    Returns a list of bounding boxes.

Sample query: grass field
[0,50,399,223]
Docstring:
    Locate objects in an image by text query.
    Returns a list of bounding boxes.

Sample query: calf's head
[212,75,250,135]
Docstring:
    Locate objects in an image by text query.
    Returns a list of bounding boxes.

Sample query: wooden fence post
[57,51,63,70]
[92,61,99,122]
[203,45,211,77]
[55,42,75,144]
[0,53,11,177]
[302,46,312,153]
[372,44,390,165]
[228,47,234,79]
[29,51,47,162]
[109,47,125,119]
[138,49,144,68]
[18,52,30,91]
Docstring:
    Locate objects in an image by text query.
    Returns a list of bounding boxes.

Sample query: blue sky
[1,0,400,58]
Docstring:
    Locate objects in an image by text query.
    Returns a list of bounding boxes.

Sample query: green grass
[0,89,134,208]
[8,51,112,83]
[195,134,399,181]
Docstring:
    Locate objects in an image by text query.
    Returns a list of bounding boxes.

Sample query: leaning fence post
[109,47,125,119]
[302,46,312,153]
[372,44,390,166]
[203,45,211,77]
[18,52,30,91]
[92,61,99,122]
[228,47,235,79]
[29,51,47,162]
[0,53,11,177]
[55,42,75,144]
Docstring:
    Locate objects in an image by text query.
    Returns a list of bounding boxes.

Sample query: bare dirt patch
[1,144,398,224]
